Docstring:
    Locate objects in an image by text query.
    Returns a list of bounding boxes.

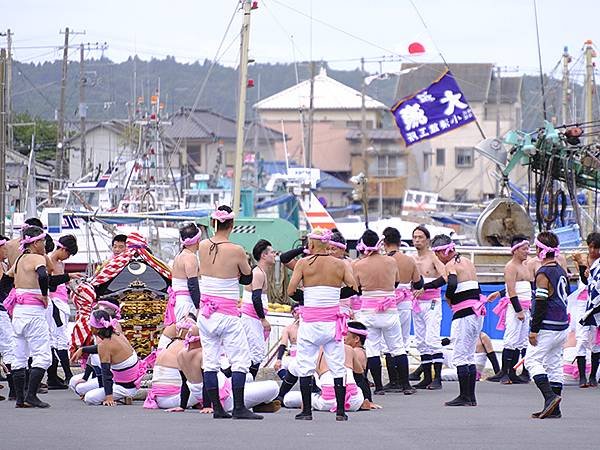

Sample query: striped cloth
[69,232,172,354]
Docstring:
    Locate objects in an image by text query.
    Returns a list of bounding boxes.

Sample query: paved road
[0,381,597,450]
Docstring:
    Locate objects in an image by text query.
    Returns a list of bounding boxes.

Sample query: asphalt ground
[0,379,598,450]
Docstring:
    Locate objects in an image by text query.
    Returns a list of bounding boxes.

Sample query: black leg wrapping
[532,374,561,419]
[367,356,384,393]
[295,376,313,420]
[276,372,298,405]
[333,377,348,421]
[445,365,470,406]
[24,367,50,408]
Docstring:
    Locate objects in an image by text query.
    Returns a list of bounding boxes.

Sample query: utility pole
[232,0,253,215]
[4,30,12,156]
[306,61,315,169]
[584,40,594,144]
[561,46,571,125]
[495,65,501,138]
[79,43,87,175]
[0,49,6,235]
[360,57,369,229]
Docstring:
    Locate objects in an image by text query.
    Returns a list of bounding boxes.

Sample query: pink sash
[200,294,240,319]
[395,288,421,312]
[112,350,157,389]
[300,305,348,341]
[2,289,17,316]
[361,296,397,312]
[143,383,181,409]
[289,348,297,357]
[240,302,269,320]
[419,288,441,301]
[320,383,359,412]
[493,297,532,330]
[577,289,588,301]
[350,296,362,311]
[451,296,487,317]
[52,285,69,303]
[163,287,177,326]
[5,292,46,316]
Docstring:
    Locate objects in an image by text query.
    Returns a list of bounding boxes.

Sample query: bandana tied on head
[181,229,202,246]
[184,334,201,350]
[347,326,368,337]
[535,237,560,260]
[431,242,455,256]
[510,240,529,253]
[97,301,122,320]
[308,230,333,243]
[89,314,120,330]
[329,240,347,250]
[356,238,383,255]
[0,239,6,247]
[19,232,47,252]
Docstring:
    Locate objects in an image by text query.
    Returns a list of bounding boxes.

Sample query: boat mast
[232,0,254,214]
[561,46,570,125]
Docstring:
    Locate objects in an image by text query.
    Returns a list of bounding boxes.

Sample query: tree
[11,112,58,161]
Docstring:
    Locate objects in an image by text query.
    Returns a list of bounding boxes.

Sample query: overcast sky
[2,0,599,79]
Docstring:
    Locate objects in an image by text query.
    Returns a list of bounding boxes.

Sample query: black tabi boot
[333,378,348,421]
[382,353,402,392]
[276,372,298,406]
[394,354,415,395]
[519,348,530,382]
[47,348,67,390]
[428,356,443,390]
[408,364,423,381]
[486,351,501,375]
[589,352,600,387]
[487,348,510,382]
[532,374,561,419]
[445,365,471,406]
[367,356,385,395]
[467,364,477,406]
[12,368,27,408]
[249,363,260,380]
[505,349,526,384]
[24,367,50,408]
[576,356,589,388]
[207,387,232,419]
[413,355,432,389]
[532,383,562,418]
[295,376,313,420]
[232,386,263,420]
[6,364,16,401]
[56,349,73,383]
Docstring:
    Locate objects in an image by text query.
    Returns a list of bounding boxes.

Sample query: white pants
[84,384,138,405]
[283,389,364,412]
[240,314,267,365]
[155,393,199,409]
[398,307,412,351]
[525,329,568,384]
[451,315,484,367]
[503,306,530,350]
[12,305,52,370]
[296,321,345,378]
[572,301,594,356]
[175,294,196,323]
[362,311,405,358]
[222,380,279,412]
[197,312,251,373]
[412,300,442,355]
[0,310,15,365]
[46,305,70,350]
[70,373,100,396]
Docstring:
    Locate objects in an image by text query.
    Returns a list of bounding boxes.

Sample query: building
[253,67,388,178]
[395,63,524,202]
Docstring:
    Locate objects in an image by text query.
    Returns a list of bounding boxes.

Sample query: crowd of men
[1,207,599,422]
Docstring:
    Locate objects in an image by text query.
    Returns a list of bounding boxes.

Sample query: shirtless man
[0,235,15,401]
[329,231,361,317]
[411,225,445,390]
[169,222,201,324]
[176,325,207,412]
[143,319,198,410]
[431,234,486,407]
[382,226,423,391]
[7,225,52,408]
[5,218,45,268]
[197,206,261,420]
[274,304,300,379]
[488,235,532,384]
[353,229,414,396]
[241,239,274,379]
[344,321,381,410]
[288,228,357,421]
[46,235,79,389]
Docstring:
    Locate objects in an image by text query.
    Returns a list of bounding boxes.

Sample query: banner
[391,70,475,146]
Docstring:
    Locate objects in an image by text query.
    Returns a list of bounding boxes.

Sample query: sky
[2,0,599,79]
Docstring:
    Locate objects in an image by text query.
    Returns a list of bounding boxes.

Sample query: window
[423,152,432,171]
[370,154,407,177]
[455,147,474,168]
[436,148,446,166]
[187,145,201,165]
[454,189,468,202]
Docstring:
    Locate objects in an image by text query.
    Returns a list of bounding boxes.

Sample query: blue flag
[391,70,475,146]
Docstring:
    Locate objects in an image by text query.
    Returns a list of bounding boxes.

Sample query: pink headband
[431,242,455,255]
[19,232,47,252]
[535,237,560,260]
[356,238,383,255]
[0,239,6,247]
[329,240,347,250]
[181,229,201,246]
[211,210,235,223]
[176,318,195,330]
[347,326,368,336]
[184,334,201,350]
[308,230,333,243]
[510,240,529,253]
[89,314,120,329]
[56,242,65,249]
[97,301,121,320]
